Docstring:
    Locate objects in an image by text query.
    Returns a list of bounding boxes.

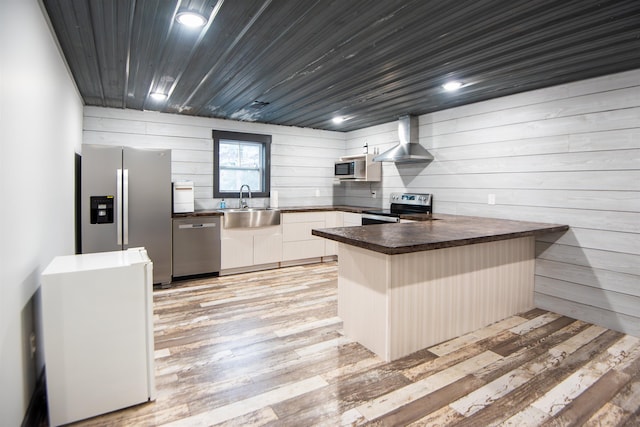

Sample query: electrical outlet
[315,189,320,197]
[488,194,496,205]
[371,190,377,198]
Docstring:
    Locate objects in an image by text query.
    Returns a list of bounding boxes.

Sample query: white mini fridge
[41,248,156,426]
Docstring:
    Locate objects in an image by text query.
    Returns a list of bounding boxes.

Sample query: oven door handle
[361,213,401,223]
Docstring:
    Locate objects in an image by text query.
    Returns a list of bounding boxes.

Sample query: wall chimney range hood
[373,115,433,163]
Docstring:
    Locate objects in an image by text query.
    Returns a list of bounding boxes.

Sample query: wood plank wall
[83,107,346,210]
[343,69,640,337]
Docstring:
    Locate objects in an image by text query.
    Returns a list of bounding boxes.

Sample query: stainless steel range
[361,192,433,225]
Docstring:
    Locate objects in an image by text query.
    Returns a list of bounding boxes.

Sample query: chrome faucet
[239,184,251,208]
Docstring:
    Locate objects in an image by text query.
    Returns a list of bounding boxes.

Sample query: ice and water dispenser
[90,196,114,224]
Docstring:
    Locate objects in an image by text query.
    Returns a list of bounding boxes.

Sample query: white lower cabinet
[324,211,343,256]
[282,212,326,261]
[221,210,356,271]
[254,232,283,265]
[221,225,282,269]
[342,211,362,227]
[221,230,253,269]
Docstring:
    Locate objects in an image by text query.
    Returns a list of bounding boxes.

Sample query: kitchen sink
[219,208,281,229]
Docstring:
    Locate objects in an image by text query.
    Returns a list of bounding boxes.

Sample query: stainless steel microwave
[335,159,366,179]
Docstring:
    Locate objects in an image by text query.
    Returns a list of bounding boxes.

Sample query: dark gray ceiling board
[184,0,287,116]
[89,1,133,108]
[42,0,640,132]
[126,0,177,110]
[44,1,105,105]
[197,1,349,118]
[170,0,270,114]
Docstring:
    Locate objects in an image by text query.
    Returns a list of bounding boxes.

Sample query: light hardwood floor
[73,262,640,426]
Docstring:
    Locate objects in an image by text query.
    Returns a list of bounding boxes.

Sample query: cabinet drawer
[325,211,343,228]
[283,221,325,242]
[283,240,325,261]
[283,212,326,223]
[343,212,362,227]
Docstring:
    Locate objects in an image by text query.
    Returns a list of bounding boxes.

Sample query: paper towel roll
[270,190,278,208]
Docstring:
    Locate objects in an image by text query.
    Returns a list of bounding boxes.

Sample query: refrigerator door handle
[123,169,129,245]
[116,169,123,245]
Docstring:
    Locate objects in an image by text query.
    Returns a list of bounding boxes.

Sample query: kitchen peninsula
[313,215,568,361]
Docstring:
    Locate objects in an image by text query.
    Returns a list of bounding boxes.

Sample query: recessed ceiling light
[150,92,168,101]
[332,116,345,124]
[442,81,463,91]
[176,11,207,28]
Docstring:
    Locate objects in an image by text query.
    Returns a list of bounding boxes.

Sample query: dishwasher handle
[178,223,217,229]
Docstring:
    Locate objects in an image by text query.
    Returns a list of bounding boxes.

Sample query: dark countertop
[173,210,224,218]
[172,205,369,218]
[312,213,569,255]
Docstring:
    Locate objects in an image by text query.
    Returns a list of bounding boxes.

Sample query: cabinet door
[343,212,362,227]
[221,231,253,269]
[324,211,343,256]
[254,233,283,265]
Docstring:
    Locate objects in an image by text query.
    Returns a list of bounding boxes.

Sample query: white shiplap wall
[83,107,346,209]
[344,69,640,337]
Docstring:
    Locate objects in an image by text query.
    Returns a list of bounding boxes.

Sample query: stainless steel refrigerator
[81,144,172,285]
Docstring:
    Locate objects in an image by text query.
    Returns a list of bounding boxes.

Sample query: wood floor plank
[355,351,503,421]
[64,261,640,427]
[163,376,328,426]
[547,370,632,427]
[582,402,629,427]
[215,406,279,427]
[448,324,615,420]
[611,368,640,420]
[527,336,640,421]
[490,315,577,357]
[267,365,413,426]
[428,315,528,356]
[547,339,640,427]
[368,374,485,426]
[455,329,625,426]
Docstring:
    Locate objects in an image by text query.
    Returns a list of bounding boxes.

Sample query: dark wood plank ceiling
[43,0,640,132]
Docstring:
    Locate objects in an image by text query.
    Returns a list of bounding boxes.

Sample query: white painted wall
[0,0,83,424]
[344,69,640,336]
[83,107,346,210]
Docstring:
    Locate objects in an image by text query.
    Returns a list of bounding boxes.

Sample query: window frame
[212,130,271,199]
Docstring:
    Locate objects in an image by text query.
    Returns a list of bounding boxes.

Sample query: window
[213,130,271,198]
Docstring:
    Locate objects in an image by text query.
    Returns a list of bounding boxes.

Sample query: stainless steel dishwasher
[172,216,221,278]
